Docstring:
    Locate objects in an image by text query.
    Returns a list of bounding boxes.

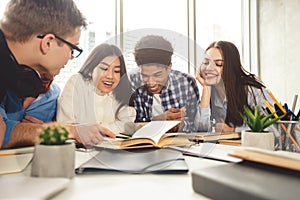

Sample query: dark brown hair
[79,43,133,119]
[207,41,265,127]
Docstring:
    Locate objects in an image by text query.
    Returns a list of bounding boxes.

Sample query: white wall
[258,0,300,112]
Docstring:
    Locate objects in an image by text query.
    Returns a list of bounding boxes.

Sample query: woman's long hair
[79,43,133,119]
[207,41,265,127]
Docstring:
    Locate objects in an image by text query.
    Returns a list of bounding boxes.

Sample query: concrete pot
[241,131,275,150]
[31,143,75,179]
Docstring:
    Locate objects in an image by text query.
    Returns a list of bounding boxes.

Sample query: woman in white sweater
[57,44,136,135]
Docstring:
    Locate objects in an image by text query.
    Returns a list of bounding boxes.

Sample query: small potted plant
[31,122,75,179]
[240,105,284,150]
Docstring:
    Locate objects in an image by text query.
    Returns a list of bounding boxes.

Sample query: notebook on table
[76,148,189,174]
[0,146,35,175]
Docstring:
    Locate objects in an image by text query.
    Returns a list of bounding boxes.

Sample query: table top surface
[15,148,228,200]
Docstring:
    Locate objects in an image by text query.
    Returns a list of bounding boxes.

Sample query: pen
[283,103,290,113]
[265,100,278,117]
[267,89,287,114]
[265,100,300,150]
[296,109,300,121]
[291,94,298,113]
[286,95,298,145]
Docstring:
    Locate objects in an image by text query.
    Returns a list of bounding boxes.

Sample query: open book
[96,121,194,149]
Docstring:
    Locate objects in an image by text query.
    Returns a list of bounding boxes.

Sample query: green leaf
[261,113,275,124]
[254,106,259,119]
[253,115,263,132]
[240,105,285,132]
[262,114,285,129]
[243,105,255,124]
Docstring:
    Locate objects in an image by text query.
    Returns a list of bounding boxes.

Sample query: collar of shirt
[94,86,113,97]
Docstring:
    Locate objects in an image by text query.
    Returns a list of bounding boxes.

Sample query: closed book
[192,160,300,200]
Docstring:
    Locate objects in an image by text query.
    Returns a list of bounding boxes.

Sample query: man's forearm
[3,122,41,148]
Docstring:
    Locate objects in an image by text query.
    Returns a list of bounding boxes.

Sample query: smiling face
[140,65,171,94]
[200,47,223,86]
[91,55,121,94]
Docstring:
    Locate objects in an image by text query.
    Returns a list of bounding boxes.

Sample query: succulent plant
[240,105,284,132]
[38,122,69,145]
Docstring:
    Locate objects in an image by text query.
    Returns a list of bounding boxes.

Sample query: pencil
[265,100,279,118]
[0,153,17,156]
[267,90,287,114]
[265,100,299,150]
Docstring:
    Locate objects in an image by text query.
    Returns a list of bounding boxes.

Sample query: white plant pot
[241,131,275,150]
[31,143,75,179]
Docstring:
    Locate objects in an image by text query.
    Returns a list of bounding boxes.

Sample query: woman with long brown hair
[196,41,273,132]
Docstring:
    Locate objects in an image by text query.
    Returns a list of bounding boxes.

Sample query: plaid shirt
[130,69,200,132]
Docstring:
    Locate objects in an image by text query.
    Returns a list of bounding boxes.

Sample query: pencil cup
[273,121,300,153]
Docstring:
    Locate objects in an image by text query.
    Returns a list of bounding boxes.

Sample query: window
[122,0,189,73]
[55,0,116,89]
[195,0,242,71]
[0,0,9,19]
[0,0,251,88]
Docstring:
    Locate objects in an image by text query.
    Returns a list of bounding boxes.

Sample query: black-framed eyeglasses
[37,34,83,58]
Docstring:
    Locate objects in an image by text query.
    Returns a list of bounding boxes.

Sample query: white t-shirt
[152,94,164,117]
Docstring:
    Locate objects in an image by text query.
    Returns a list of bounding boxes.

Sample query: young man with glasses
[0,0,115,149]
[129,35,200,132]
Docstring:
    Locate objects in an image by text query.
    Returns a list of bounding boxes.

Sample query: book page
[170,143,242,163]
[97,137,156,149]
[132,121,181,144]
